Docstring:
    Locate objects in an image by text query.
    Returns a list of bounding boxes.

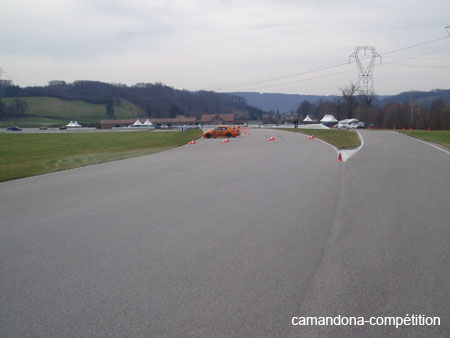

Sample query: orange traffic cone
[188,140,196,145]
[266,137,275,141]
[221,138,230,143]
[338,153,343,162]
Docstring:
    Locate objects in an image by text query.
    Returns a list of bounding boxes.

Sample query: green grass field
[399,130,450,149]
[0,129,202,182]
[279,128,361,149]
[1,96,142,125]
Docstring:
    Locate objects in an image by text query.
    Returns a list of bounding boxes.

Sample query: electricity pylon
[349,46,381,96]
[446,25,450,36]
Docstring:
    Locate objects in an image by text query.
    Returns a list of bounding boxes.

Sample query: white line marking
[314,130,364,162]
[398,132,450,156]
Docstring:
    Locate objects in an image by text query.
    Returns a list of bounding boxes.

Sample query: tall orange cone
[338,152,343,162]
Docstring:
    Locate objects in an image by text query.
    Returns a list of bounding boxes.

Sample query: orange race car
[202,125,241,138]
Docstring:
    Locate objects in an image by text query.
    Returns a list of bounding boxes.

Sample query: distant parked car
[338,123,348,129]
[59,126,67,130]
[357,122,365,129]
[39,126,48,130]
[6,126,21,131]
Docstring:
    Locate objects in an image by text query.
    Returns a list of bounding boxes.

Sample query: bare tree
[340,82,359,119]
[296,100,313,120]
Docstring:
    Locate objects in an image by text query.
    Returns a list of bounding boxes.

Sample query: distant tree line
[0,80,266,121]
[1,78,448,128]
[294,83,450,130]
[0,99,28,120]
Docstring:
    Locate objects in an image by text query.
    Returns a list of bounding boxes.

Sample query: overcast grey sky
[1,0,449,95]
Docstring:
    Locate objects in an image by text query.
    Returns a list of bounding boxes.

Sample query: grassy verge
[399,130,450,149]
[0,129,202,182]
[278,128,361,149]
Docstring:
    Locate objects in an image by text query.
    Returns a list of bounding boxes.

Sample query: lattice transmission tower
[349,46,381,96]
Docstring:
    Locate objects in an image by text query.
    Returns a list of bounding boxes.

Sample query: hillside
[232,92,337,113]
[1,96,142,125]
[233,90,450,113]
[0,81,266,123]
[377,89,450,106]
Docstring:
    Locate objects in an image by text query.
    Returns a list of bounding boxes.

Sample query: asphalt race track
[1,129,449,338]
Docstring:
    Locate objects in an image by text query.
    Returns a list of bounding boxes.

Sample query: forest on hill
[236,88,450,130]
[0,80,266,122]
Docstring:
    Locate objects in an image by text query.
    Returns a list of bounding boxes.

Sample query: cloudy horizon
[1,0,449,95]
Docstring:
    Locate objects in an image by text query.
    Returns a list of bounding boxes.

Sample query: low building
[149,115,197,127]
[200,114,234,125]
[100,115,197,129]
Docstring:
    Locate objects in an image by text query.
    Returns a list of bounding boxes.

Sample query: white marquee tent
[66,120,82,127]
[132,119,143,126]
[320,114,338,123]
[143,118,153,127]
[303,115,313,123]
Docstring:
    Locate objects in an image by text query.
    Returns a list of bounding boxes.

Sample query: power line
[381,63,450,69]
[213,34,450,92]
[381,35,450,55]
[381,47,450,65]
[239,68,356,92]
[214,60,349,91]
[383,56,450,61]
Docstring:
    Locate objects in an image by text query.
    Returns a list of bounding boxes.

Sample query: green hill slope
[1,97,142,125]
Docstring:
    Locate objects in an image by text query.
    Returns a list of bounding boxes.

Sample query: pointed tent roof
[72,121,81,127]
[66,120,74,127]
[320,114,338,123]
[143,118,153,126]
[132,119,143,126]
[303,115,313,122]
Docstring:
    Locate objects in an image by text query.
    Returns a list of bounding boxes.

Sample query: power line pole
[349,46,381,96]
